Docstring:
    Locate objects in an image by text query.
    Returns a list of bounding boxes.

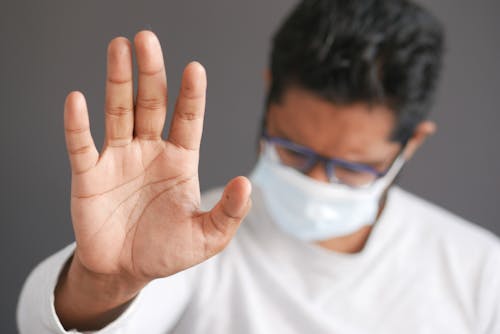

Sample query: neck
[315,190,389,254]
[315,225,373,253]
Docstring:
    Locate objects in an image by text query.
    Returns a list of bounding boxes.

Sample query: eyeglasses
[262,131,404,188]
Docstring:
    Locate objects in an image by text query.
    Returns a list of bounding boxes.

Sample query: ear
[402,121,437,160]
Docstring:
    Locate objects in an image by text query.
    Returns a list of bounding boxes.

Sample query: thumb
[202,176,252,256]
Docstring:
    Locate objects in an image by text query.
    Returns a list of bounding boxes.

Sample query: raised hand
[56,31,251,329]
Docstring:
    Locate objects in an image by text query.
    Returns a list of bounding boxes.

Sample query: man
[17,0,500,333]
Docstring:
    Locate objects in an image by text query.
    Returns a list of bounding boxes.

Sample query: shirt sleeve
[17,243,195,334]
[477,242,500,334]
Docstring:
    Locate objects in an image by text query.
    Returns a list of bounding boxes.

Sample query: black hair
[264,0,444,144]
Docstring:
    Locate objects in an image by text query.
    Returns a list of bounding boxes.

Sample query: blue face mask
[249,144,405,242]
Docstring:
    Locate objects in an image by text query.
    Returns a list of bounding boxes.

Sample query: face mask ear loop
[382,151,407,186]
[263,141,280,164]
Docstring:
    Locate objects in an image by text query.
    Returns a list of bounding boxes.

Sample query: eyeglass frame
[261,130,406,187]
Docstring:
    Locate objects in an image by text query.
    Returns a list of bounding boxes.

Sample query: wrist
[54,252,147,330]
[69,252,146,306]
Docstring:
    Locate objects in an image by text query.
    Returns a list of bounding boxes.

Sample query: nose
[305,161,330,183]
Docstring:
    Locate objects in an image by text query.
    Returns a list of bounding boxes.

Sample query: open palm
[64,31,251,285]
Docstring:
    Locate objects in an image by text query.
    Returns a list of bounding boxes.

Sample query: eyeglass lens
[274,144,379,187]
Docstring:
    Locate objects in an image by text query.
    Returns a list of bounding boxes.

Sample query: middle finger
[134,30,168,141]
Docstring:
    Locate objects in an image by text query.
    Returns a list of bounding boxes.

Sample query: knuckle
[209,210,227,235]
[222,206,241,222]
[65,127,88,135]
[176,99,202,122]
[139,66,164,77]
[167,136,197,152]
[107,136,131,147]
[107,105,133,117]
[182,85,203,100]
[137,133,160,141]
[69,144,93,156]
[178,109,199,121]
[136,96,165,112]
[107,76,131,85]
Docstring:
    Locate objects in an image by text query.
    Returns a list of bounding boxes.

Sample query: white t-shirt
[17,186,500,333]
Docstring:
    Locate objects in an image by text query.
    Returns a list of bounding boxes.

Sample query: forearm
[18,243,195,334]
[54,254,145,331]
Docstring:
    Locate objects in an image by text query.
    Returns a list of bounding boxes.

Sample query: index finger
[167,62,207,151]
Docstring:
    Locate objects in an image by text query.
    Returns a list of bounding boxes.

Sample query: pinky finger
[64,91,99,174]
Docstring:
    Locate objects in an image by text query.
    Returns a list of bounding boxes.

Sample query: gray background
[1,0,498,332]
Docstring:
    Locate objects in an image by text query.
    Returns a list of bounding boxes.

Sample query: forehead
[266,87,401,162]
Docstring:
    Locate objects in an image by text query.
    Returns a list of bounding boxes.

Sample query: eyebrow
[272,127,301,144]
[355,158,389,169]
